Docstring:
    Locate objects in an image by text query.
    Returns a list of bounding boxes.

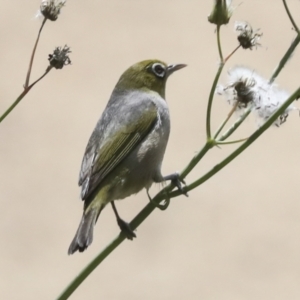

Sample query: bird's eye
[151,63,166,78]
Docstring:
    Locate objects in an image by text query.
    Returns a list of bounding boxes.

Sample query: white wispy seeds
[217,66,296,127]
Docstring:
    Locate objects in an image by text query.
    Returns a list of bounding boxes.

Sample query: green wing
[80,100,158,200]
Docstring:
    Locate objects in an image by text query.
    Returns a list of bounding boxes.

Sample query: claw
[111,201,136,240]
[164,172,188,197]
[117,218,136,240]
[147,190,170,210]
[172,177,188,197]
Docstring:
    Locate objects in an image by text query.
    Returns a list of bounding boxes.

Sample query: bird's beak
[167,63,187,76]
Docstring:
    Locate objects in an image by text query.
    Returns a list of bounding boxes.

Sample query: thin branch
[56,4,300,299]
[0,66,53,123]
[224,44,241,63]
[24,17,47,88]
[56,235,127,300]
[217,106,252,141]
[216,25,223,62]
[56,86,300,300]
[282,0,299,33]
[0,89,32,123]
[176,87,300,196]
[269,0,300,84]
[206,64,223,139]
[214,100,239,139]
[269,34,300,84]
[206,25,225,139]
[216,137,248,145]
[28,66,53,89]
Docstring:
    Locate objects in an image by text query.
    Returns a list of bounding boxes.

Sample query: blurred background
[1,1,300,299]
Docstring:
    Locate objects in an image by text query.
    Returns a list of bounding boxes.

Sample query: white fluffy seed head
[217,66,295,127]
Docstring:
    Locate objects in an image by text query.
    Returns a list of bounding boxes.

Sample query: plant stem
[218,106,252,141]
[214,100,239,139]
[57,197,165,300]
[224,44,241,63]
[56,5,300,298]
[0,88,32,123]
[0,18,49,124]
[269,0,300,84]
[282,0,299,33]
[25,18,47,88]
[206,25,224,139]
[176,87,300,196]
[216,25,223,62]
[269,34,300,84]
[180,141,213,178]
[206,64,223,139]
[56,235,126,300]
[56,137,214,300]
[0,67,53,123]
[29,66,53,88]
[216,137,248,145]
[56,86,300,300]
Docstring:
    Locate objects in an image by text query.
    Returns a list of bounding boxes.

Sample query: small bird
[68,59,186,254]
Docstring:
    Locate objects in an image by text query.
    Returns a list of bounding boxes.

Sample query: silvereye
[68,59,186,254]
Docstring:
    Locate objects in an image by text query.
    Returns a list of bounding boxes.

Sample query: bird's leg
[147,189,170,211]
[111,201,136,240]
[163,172,188,197]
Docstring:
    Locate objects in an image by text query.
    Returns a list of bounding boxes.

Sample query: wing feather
[80,96,158,200]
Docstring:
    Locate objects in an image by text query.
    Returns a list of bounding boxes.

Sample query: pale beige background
[1,1,300,299]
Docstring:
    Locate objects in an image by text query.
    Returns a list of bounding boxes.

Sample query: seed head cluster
[217,66,296,127]
[235,21,262,50]
[40,0,66,21]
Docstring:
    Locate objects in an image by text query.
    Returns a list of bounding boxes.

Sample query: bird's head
[115,59,186,98]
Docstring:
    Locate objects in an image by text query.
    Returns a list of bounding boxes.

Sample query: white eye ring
[151,63,166,78]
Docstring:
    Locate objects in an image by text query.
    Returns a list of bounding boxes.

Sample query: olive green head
[115,59,186,98]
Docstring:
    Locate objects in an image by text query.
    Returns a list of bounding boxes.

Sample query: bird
[68,59,186,254]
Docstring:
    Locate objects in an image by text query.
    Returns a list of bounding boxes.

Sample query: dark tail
[68,207,102,255]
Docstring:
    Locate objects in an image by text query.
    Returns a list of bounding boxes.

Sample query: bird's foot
[147,190,170,211]
[117,218,136,240]
[164,172,188,197]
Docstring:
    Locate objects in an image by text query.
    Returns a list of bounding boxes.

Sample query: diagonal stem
[0,66,53,123]
[171,87,300,197]
[270,1,300,84]
[214,100,239,139]
[218,106,252,141]
[224,44,241,63]
[55,87,300,300]
[0,88,32,123]
[24,17,47,88]
[282,0,299,33]
[269,34,300,84]
[56,5,300,299]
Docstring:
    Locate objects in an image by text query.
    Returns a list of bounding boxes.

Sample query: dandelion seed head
[217,66,295,127]
[218,67,261,110]
[40,0,66,21]
[235,21,262,50]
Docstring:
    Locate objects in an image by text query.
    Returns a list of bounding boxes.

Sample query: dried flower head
[235,21,262,50]
[40,0,66,21]
[217,66,295,127]
[48,45,71,69]
[208,0,232,26]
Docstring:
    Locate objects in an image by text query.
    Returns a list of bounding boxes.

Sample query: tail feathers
[68,208,101,255]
